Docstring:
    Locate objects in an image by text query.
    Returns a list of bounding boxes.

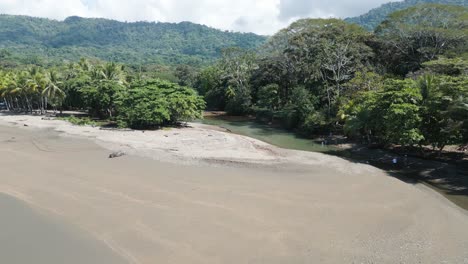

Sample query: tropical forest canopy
[0,3,467,152]
[0,15,266,66]
[345,0,468,31]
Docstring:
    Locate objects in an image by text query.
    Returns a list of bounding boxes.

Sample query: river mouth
[0,193,126,264]
[200,116,468,211]
[1,119,468,263]
[199,116,336,153]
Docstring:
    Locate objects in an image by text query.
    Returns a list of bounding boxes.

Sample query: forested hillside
[0,3,466,154]
[345,0,468,30]
[0,15,266,66]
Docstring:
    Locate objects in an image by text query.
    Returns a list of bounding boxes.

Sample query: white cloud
[0,0,399,35]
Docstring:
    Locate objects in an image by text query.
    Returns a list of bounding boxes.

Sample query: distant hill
[0,15,266,66]
[345,0,468,31]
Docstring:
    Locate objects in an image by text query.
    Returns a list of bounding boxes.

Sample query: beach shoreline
[0,112,374,172]
[1,112,468,263]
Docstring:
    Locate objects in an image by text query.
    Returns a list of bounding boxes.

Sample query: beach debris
[109,151,126,159]
[221,127,232,133]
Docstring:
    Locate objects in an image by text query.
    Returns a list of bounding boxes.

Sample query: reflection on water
[200,117,335,153]
[0,194,126,264]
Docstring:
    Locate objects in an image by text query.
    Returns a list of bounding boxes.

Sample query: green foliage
[374,4,468,75]
[175,65,197,87]
[283,19,373,116]
[419,75,468,150]
[195,66,225,110]
[343,79,424,146]
[345,0,468,31]
[381,81,424,146]
[301,111,329,136]
[0,5,466,151]
[422,57,468,76]
[344,71,384,95]
[0,15,266,66]
[80,80,125,118]
[195,47,257,115]
[115,79,205,129]
[279,86,316,130]
[256,84,280,110]
[342,75,467,148]
[59,116,97,126]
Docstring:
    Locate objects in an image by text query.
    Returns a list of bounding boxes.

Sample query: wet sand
[1,125,468,263]
[0,193,126,264]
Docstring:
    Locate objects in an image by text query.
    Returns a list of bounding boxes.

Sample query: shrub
[115,79,205,129]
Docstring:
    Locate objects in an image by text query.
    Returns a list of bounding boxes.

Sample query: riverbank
[1,113,468,263]
[0,112,369,173]
[200,114,468,210]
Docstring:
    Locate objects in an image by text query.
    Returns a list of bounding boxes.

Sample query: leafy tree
[284,19,374,116]
[422,56,468,76]
[42,70,66,112]
[419,75,468,152]
[0,14,266,65]
[115,79,205,129]
[375,4,468,75]
[256,84,280,111]
[194,66,225,110]
[175,65,197,87]
[219,47,257,115]
[343,70,384,96]
[345,0,468,31]
[81,80,125,118]
[343,79,424,146]
[280,86,317,129]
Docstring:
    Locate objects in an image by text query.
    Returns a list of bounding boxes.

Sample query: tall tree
[375,4,468,75]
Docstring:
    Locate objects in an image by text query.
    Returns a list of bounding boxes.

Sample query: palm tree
[29,68,48,114]
[78,58,92,72]
[100,62,123,82]
[10,71,38,112]
[0,71,13,110]
[42,70,66,113]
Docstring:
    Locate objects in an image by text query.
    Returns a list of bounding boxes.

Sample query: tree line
[0,59,205,129]
[190,4,467,152]
[0,14,265,66]
[0,3,466,153]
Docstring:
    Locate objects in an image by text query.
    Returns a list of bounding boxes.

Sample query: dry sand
[0,113,468,264]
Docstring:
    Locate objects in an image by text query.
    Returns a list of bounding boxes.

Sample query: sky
[0,0,398,35]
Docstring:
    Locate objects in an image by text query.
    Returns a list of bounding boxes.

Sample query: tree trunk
[438,145,445,158]
[4,98,9,111]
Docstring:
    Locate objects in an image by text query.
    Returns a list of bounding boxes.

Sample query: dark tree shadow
[325,145,468,209]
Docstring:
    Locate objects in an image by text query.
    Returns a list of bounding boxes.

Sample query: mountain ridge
[0,14,266,66]
[345,0,468,31]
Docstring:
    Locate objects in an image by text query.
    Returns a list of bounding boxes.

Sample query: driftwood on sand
[109,151,126,159]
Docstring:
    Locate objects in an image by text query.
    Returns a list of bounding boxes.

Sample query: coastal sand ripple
[0,113,467,264]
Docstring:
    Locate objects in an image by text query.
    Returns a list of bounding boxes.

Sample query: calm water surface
[200,117,335,153]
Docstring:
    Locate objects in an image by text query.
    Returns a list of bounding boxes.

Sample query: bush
[60,116,97,126]
[115,79,205,129]
[300,111,328,136]
[256,84,280,110]
[225,86,252,115]
[277,109,300,129]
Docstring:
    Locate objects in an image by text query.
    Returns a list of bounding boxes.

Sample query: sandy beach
[1,113,468,264]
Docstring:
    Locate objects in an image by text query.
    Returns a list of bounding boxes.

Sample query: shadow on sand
[324,145,468,210]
